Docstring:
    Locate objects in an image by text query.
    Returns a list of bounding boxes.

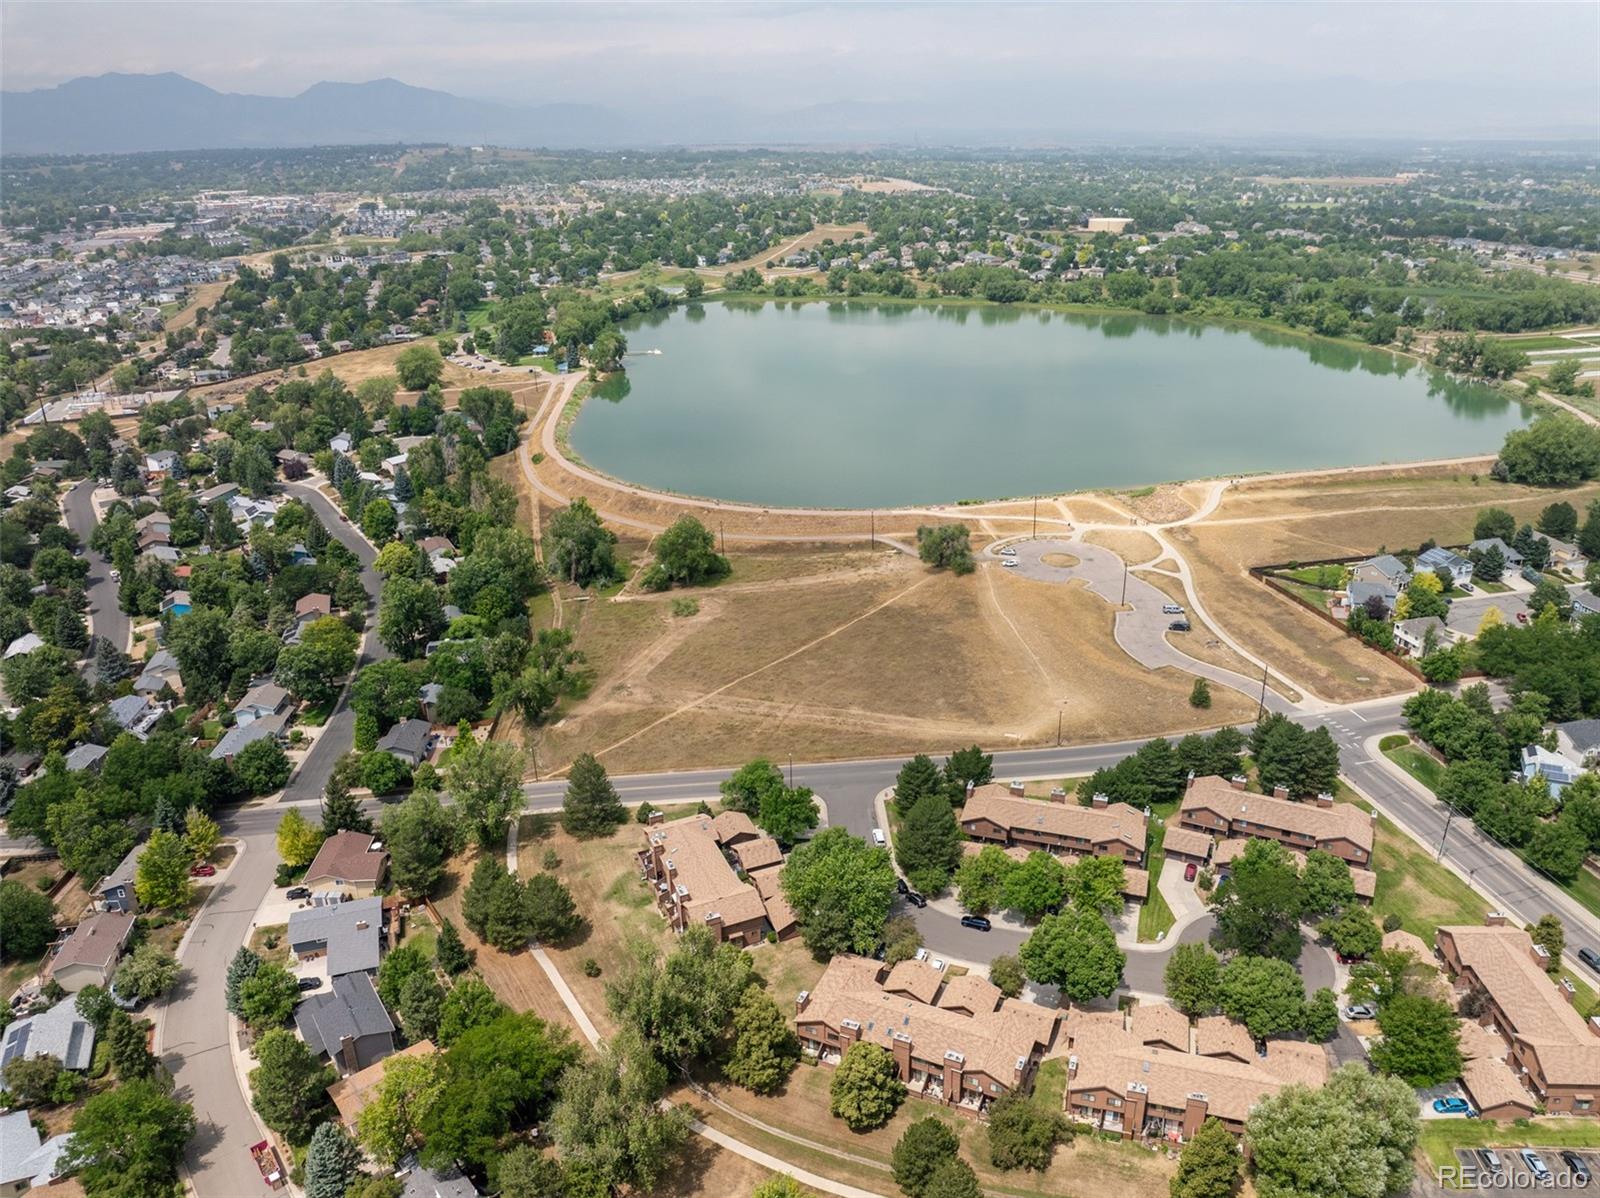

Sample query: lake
[570,300,1530,508]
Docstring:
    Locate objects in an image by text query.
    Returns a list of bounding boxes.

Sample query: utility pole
[1056,711,1063,747]
[1436,804,1456,861]
[1119,560,1128,606]
[870,510,875,548]
[531,750,540,783]
[719,521,725,555]
[1032,497,1038,538]
[1256,663,1270,721]
[788,754,794,788]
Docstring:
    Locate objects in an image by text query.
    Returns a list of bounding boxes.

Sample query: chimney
[666,858,677,877]
[841,1018,863,1044]
[892,1032,913,1081]
[1050,787,1067,803]
[1484,911,1507,927]
[1182,1093,1210,1142]
[1531,942,1551,969]
[965,780,975,799]
[647,809,664,827]
[1186,771,1196,791]
[1230,775,1248,791]
[339,1034,360,1075]
[1589,1016,1600,1040]
[704,911,723,939]
[1091,792,1109,809]
[1272,785,1289,800]
[1067,1054,1079,1080]
[1122,1082,1148,1141]
[1562,978,1578,1004]
[1009,780,1026,797]
[796,990,810,1015]
[1315,792,1334,809]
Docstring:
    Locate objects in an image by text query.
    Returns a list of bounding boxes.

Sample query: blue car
[1431,1097,1478,1117]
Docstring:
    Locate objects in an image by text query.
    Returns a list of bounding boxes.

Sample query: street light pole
[1256,663,1269,722]
[1056,711,1063,747]
[1032,497,1038,538]
[1119,560,1127,606]
[788,755,794,788]
[1436,804,1455,861]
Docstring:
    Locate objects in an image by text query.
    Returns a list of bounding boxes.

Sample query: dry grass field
[187,342,482,404]
[1083,528,1165,563]
[163,280,228,332]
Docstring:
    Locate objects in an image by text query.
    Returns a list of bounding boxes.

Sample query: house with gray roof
[1469,536,1523,568]
[133,648,182,696]
[1416,546,1473,588]
[106,693,163,741]
[397,1157,480,1198]
[0,1110,72,1195]
[92,841,147,914]
[294,972,395,1075]
[234,681,290,727]
[0,997,97,1072]
[209,710,289,763]
[288,897,384,978]
[1346,580,1397,614]
[1393,615,1451,658]
[1556,720,1600,769]
[63,742,108,774]
[418,682,444,722]
[1352,553,1411,589]
[376,718,435,767]
[4,632,44,659]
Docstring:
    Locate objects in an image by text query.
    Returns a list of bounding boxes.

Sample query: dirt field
[187,341,482,403]
[164,280,229,333]
[1173,468,1600,702]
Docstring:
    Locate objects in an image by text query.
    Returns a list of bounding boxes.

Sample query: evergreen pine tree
[434,918,472,975]
[1170,1116,1242,1198]
[893,754,946,812]
[461,856,506,939]
[225,945,263,1016]
[93,635,133,683]
[152,797,185,835]
[895,792,963,895]
[561,752,625,837]
[54,605,88,653]
[321,769,374,836]
[393,466,414,503]
[303,1122,364,1198]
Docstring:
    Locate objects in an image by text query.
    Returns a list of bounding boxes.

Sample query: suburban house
[198,481,240,506]
[397,1157,480,1198]
[1469,537,1523,569]
[0,998,97,1074]
[1176,775,1374,868]
[302,831,390,897]
[376,719,435,767]
[1351,553,1410,591]
[159,589,191,617]
[637,812,795,946]
[132,648,182,696]
[209,712,288,763]
[1345,579,1398,613]
[288,897,384,978]
[0,1110,72,1197]
[1393,615,1452,658]
[106,693,163,741]
[294,593,333,622]
[1060,1006,1328,1142]
[958,782,1147,867]
[1556,720,1600,769]
[233,681,291,727]
[1436,920,1600,1116]
[1544,537,1589,574]
[418,682,445,722]
[328,1040,434,1127]
[45,909,136,992]
[142,449,179,477]
[294,972,396,1075]
[63,742,108,774]
[1521,744,1586,797]
[795,954,1059,1114]
[4,632,43,660]
[92,842,147,913]
[1416,546,1474,588]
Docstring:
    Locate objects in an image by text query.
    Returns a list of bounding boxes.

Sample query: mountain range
[0,73,626,155]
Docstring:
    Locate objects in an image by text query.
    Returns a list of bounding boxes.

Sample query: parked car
[1580,947,1600,974]
[1343,1003,1376,1020]
[872,828,886,846]
[1522,1150,1551,1180]
[960,915,992,932]
[1162,603,1184,615]
[999,546,1017,557]
[1562,1151,1590,1184]
[896,877,909,895]
[296,977,323,992]
[1516,611,1530,624]
[1458,581,1475,594]
[905,890,927,909]
[1002,559,1019,569]
[1184,861,1197,882]
[1478,1148,1501,1172]
[189,863,216,878]
[1431,1097,1476,1116]
[284,886,311,900]
[1169,620,1192,632]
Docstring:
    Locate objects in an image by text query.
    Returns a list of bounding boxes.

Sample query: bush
[1382,913,1403,933]
[582,958,601,977]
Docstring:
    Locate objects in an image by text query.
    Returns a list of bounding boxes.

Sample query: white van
[872,828,886,846]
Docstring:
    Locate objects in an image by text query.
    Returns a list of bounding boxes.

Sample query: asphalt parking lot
[1451,1147,1600,1192]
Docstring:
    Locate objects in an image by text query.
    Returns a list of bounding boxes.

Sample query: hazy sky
[4,1,1597,140]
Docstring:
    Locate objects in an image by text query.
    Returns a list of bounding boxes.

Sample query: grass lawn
[1138,823,1176,943]
[401,909,437,961]
[1030,1057,1068,1114]
[1419,1118,1600,1176]
[297,698,335,728]
[1383,743,1448,794]
[1278,564,1347,588]
[0,953,45,1003]
[1341,786,1487,941]
[248,923,290,967]
[1567,870,1600,924]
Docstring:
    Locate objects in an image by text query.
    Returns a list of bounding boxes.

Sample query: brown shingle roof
[1458,1020,1536,1115]
[710,810,760,844]
[936,973,1002,1016]
[1181,777,1373,857]
[327,1041,435,1125]
[644,817,772,931]
[1381,929,1433,961]
[884,960,944,1004]
[1131,1002,1190,1051]
[303,831,389,887]
[1161,827,1215,860]
[47,911,134,976]
[960,786,1146,855]
[295,593,332,618]
[1195,1014,1255,1062]
[729,837,784,873]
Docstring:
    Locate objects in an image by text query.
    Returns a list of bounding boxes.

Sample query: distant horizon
[3,2,1597,146]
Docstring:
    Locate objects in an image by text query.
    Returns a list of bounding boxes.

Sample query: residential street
[62,478,129,667]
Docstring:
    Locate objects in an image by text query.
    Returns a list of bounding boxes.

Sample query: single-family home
[46,909,136,992]
[1393,615,1451,658]
[1351,553,1411,591]
[397,1157,480,1198]
[92,842,146,913]
[199,481,240,506]
[234,681,291,727]
[1521,744,1585,797]
[4,632,43,660]
[375,719,435,767]
[0,998,97,1074]
[133,648,182,696]
[1469,537,1523,569]
[330,432,354,455]
[294,972,396,1075]
[328,1041,434,1127]
[1544,537,1590,574]
[209,711,289,763]
[159,589,191,617]
[142,449,179,477]
[1346,579,1397,614]
[287,897,384,978]
[0,1109,72,1196]
[1555,720,1600,769]
[63,742,108,774]
[418,682,445,723]
[106,693,163,740]
[294,593,332,621]
[302,832,390,897]
[1416,546,1473,589]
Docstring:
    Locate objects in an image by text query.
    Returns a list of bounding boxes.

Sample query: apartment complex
[1437,920,1600,1116]
[1061,1006,1329,1142]
[795,955,1059,1114]
[958,782,1147,866]
[1176,775,1374,867]
[638,811,796,946]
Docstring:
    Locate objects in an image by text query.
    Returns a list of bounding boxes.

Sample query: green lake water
[571,300,1530,508]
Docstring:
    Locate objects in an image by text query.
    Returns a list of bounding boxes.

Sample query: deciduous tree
[1019,906,1125,1002]
[829,1041,905,1130]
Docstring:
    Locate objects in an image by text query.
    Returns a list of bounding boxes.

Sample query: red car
[189,863,216,878]
[1516,611,1530,625]
[1184,861,1198,882]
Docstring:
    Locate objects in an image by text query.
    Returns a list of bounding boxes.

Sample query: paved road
[62,479,130,668]
[160,479,389,1197]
